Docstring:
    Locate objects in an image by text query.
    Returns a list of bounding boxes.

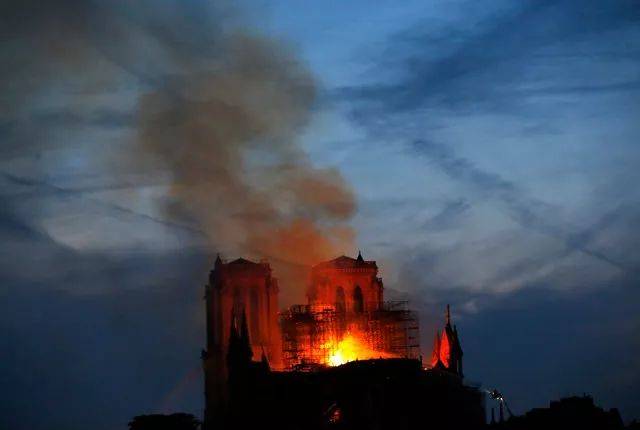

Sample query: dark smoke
[2,0,356,301]
[136,33,356,277]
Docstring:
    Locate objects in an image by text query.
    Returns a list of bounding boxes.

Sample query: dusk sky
[1,1,639,429]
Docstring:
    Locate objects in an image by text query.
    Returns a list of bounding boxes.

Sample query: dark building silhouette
[202,253,486,430]
[123,255,637,430]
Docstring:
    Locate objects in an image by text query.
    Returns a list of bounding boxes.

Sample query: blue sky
[261,0,640,299]
[1,1,639,428]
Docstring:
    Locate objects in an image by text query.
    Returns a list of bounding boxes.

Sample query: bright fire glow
[325,333,396,366]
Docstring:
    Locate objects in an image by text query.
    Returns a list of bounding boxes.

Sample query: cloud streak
[1,0,358,294]
[340,0,640,117]
[411,139,632,275]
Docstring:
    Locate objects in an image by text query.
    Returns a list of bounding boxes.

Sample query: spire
[439,327,451,368]
[356,250,364,263]
[430,331,441,367]
[215,253,222,268]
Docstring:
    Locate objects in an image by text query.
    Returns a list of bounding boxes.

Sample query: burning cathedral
[202,252,484,429]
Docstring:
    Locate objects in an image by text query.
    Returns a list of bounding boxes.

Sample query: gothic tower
[308,251,384,313]
[202,255,281,427]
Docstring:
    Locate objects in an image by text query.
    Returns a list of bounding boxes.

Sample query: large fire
[323,332,397,366]
[265,254,421,370]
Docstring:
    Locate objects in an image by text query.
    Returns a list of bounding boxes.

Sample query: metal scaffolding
[280,301,420,370]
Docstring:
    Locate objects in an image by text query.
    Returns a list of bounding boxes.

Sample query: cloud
[330,0,640,299]
[422,198,471,231]
[1,0,358,292]
[339,0,640,118]
[411,139,634,275]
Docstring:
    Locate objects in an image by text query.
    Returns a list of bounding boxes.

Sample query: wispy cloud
[330,0,640,298]
[411,139,633,275]
[340,0,640,117]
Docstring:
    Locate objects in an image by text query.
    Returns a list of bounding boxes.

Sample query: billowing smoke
[136,34,356,283]
[2,0,356,299]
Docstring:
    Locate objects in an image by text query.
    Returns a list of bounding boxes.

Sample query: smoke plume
[136,33,356,275]
[2,1,357,299]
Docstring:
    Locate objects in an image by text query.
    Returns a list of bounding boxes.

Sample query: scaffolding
[280,301,420,370]
[372,301,421,359]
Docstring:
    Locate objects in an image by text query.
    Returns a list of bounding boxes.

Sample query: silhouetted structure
[125,255,637,430]
[488,395,624,430]
[203,253,485,430]
[225,326,484,430]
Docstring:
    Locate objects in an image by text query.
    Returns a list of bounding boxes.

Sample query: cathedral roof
[313,253,377,270]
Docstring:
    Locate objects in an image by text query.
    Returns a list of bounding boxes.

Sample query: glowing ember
[324,333,396,366]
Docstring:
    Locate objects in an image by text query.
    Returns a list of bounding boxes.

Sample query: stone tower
[202,255,281,427]
[307,251,384,313]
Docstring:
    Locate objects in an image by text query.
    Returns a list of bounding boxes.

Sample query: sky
[1,1,639,429]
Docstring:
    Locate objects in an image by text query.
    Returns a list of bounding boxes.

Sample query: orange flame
[323,332,396,366]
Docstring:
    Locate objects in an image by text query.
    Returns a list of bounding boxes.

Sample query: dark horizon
[1,1,639,429]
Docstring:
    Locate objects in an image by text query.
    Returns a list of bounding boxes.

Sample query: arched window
[335,287,345,313]
[353,286,364,313]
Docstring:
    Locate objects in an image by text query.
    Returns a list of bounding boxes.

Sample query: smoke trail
[136,33,356,273]
[2,0,356,297]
